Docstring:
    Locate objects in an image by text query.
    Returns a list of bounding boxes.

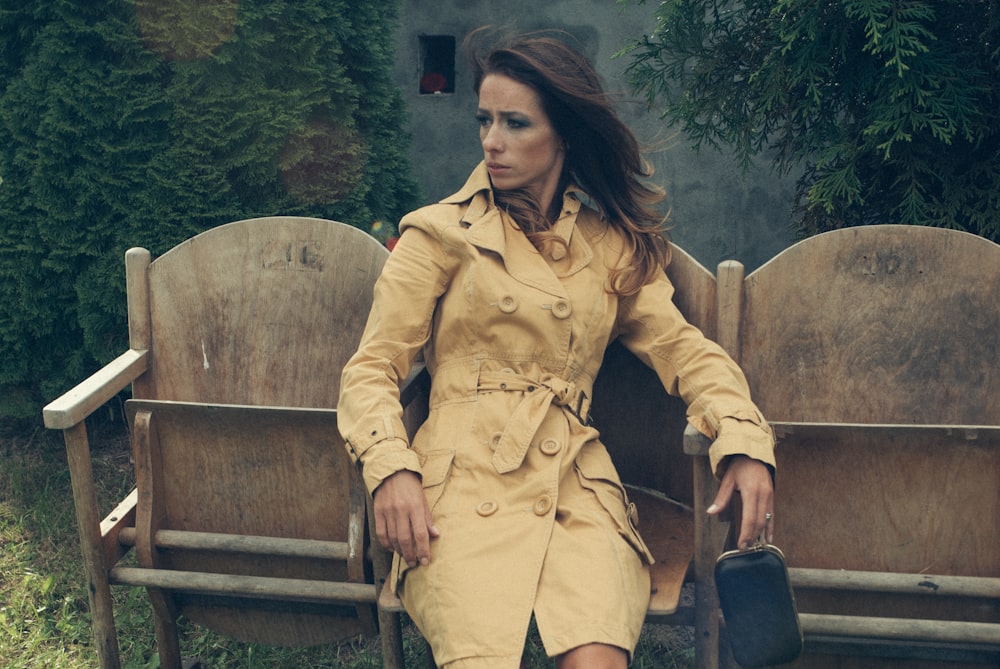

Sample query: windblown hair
[465,28,671,295]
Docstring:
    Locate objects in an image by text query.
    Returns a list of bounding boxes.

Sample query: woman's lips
[487,162,511,176]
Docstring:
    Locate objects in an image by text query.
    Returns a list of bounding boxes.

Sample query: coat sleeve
[338,210,459,494]
[616,270,775,477]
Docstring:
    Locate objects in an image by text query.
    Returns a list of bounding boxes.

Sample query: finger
[394,514,419,566]
[738,487,773,548]
[420,507,441,565]
[737,497,763,548]
[408,513,432,566]
[374,510,392,551]
[707,475,736,516]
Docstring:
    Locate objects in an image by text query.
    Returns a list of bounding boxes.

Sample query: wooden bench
[684,225,1000,668]
[43,218,410,669]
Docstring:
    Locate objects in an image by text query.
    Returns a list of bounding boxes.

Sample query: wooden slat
[627,485,694,616]
[790,568,1000,598]
[117,527,351,561]
[100,489,138,567]
[110,567,377,604]
[42,349,148,429]
[799,613,1000,645]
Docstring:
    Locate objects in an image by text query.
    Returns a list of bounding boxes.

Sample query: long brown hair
[465,29,671,295]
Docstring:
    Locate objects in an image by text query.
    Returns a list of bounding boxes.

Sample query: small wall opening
[419,35,455,95]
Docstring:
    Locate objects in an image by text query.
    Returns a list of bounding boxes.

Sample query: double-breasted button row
[474,495,554,517]
[495,295,572,319]
[489,434,562,455]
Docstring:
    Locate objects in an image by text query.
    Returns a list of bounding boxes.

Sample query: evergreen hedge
[0,0,419,418]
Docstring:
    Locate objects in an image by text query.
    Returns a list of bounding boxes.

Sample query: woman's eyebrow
[476,108,531,120]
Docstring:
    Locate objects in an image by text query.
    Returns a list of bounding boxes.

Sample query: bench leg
[64,423,122,669]
[380,608,406,669]
[693,455,724,669]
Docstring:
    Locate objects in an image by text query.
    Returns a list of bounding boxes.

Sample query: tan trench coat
[338,163,775,667]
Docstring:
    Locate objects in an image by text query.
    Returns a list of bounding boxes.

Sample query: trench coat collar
[443,163,594,296]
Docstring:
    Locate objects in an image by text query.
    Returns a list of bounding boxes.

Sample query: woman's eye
[507,118,528,129]
[476,115,491,127]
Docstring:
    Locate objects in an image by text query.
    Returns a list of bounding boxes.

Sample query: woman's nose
[482,125,502,152]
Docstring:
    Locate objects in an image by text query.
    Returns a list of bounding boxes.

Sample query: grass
[0,418,694,668]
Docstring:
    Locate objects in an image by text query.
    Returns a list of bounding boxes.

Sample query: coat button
[539,438,561,456]
[477,500,499,517]
[489,432,503,451]
[498,295,518,313]
[533,495,553,516]
[551,300,572,319]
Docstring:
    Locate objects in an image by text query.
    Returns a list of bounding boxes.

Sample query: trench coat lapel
[466,206,568,298]
[448,163,593,298]
[549,192,594,279]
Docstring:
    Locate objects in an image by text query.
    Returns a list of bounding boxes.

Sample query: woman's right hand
[372,470,440,567]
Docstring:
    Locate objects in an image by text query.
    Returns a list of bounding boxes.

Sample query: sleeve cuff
[356,439,423,494]
[707,416,776,478]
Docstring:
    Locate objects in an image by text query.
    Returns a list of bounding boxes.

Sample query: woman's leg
[555,643,628,669]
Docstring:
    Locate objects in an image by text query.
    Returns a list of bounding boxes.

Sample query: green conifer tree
[0,0,419,418]
[619,0,1000,239]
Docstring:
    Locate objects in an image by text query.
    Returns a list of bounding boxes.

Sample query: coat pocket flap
[418,449,455,488]
[574,446,655,565]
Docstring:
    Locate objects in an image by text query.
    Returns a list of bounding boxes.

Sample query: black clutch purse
[715,543,803,667]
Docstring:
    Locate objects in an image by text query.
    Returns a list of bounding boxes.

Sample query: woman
[338,31,775,669]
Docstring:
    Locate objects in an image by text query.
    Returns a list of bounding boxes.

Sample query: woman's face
[477,74,566,214]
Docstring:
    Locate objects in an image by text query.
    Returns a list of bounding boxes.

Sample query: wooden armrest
[42,349,148,429]
[683,424,712,457]
[769,421,1000,445]
[626,485,695,616]
[681,422,1000,456]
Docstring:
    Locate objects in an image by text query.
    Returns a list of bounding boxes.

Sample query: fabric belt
[477,371,593,474]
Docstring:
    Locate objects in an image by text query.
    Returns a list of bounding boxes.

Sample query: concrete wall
[392,0,796,272]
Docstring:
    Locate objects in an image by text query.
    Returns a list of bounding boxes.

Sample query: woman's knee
[555,643,627,669]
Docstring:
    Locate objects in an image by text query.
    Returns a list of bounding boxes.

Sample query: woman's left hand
[707,455,774,548]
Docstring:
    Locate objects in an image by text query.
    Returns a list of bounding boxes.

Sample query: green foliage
[0,0,419,418]
[618,0,1000,239]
